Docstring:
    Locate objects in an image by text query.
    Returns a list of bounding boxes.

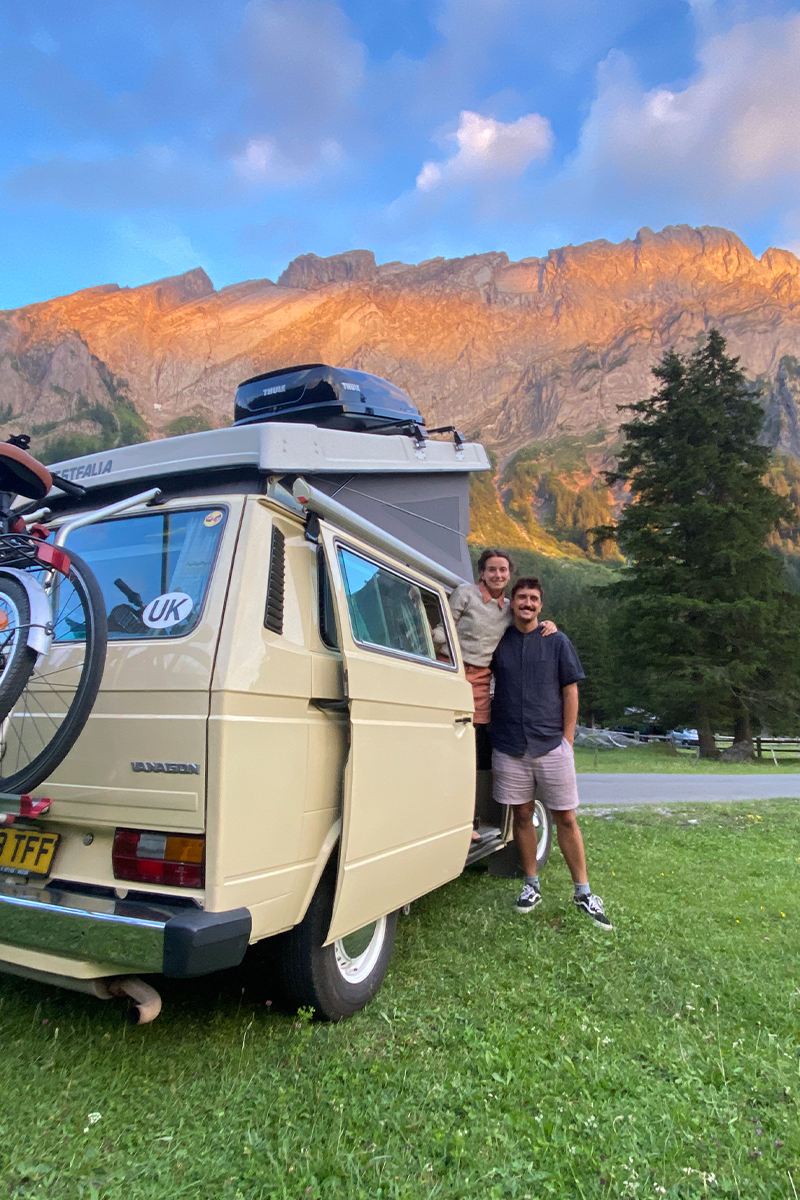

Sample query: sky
[2,0,800,308]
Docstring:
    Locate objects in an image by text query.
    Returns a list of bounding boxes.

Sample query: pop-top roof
[48,421,490,492]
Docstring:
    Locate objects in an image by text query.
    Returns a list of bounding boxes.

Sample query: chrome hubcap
[333,916,386,984]
[533,798,550,865]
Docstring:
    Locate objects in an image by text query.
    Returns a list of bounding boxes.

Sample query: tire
[0,576,37,724]
[0,548,107,794]
[533,797,553,869]
[277,860,398,1021]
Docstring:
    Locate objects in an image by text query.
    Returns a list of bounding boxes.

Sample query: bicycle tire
[0,576,37,724]
[0,548,107,793]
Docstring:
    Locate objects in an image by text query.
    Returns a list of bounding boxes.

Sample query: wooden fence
[593,729,800,759]
[714,735,800,760]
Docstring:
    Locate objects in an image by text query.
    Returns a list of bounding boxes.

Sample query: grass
[0,801,798,1198]
[575,743,800,774]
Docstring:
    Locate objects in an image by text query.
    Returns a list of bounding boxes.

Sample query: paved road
[578,772,800,807]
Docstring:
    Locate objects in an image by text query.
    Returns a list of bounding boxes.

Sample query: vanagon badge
[132,761,200,775]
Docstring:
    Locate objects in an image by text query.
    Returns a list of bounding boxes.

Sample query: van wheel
[534,799,553,869]
[278,864,398,1021]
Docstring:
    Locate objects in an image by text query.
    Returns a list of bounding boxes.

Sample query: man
[490,577,612,930]
[441,551,556,841]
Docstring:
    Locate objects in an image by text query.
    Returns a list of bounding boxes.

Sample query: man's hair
[477,548,514,575]
[511,576,544,600]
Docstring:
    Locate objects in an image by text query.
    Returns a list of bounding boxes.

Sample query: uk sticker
[142,593,194,630]
[204,510,223,527]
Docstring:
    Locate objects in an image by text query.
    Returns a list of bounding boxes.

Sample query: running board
[465,831,506,867]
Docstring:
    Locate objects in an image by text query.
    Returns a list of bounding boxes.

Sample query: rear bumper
[0,880,251,978]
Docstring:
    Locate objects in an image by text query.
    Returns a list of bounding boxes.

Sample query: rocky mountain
[2,224,800,558]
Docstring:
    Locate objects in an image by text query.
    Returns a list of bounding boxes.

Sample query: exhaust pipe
[0,964,163,1024]
[105,977,162,1025]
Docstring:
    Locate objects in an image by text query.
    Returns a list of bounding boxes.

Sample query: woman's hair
[477,548,515,576]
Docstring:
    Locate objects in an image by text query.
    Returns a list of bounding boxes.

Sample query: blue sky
[2,0,800,308]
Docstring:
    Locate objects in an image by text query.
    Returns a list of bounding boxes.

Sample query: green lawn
[0,802,798,1199]
[575,743,800,774]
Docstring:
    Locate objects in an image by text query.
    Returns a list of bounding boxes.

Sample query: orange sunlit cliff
[3,224,800,558]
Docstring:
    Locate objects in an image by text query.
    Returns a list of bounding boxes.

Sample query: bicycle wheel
[0,548,107,794]
[0,575,38,725]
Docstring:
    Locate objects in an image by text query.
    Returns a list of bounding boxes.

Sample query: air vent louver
[264,526,286,634]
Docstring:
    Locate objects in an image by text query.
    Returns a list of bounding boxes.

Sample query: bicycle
[0,436,108,795]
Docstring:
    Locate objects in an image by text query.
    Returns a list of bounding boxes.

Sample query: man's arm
[561,683,579,745]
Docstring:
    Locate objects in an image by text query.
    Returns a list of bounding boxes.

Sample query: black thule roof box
[233,363,426,434]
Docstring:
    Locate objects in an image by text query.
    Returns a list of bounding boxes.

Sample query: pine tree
[596,330,800,758]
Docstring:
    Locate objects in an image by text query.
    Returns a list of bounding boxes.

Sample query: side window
[421,590,454,666]
[337,546,454,666]
[317,548,340,650]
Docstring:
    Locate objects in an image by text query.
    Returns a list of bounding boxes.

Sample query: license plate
[0,829,60,878]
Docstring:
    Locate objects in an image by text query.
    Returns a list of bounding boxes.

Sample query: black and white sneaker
[574,893,613,930]
[514,883,542,914]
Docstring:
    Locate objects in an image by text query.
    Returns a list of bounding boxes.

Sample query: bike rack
[22,508,51,527]
[53,488,163,546]
[0,794,52,825]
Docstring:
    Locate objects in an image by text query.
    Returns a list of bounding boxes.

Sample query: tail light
[113,829,205,888]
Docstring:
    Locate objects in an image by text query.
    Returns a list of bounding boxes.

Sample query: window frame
[316,546,341,651]
[333,540,458,671]
[57,503,229,644]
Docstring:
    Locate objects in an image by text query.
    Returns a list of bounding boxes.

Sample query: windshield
[59,507,226,640]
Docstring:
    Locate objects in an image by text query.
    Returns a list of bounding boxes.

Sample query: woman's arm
[448,584,471,624]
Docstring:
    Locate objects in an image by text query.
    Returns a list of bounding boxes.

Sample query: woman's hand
[540,619,558,636]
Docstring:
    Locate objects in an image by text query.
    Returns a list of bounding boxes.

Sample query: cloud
[6,141,225,210]
[3,1,367,211]
[117,219,210,274]
[571,10,800,206]
[415,110,553,192]
[230,135,343,186]
[236,0,365,139]
[224,0,367,187]
[391,0,671,122]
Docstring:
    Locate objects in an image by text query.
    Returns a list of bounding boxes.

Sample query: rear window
[59,507,226,641]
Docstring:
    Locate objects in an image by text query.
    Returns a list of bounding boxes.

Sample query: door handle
[454,716,472,725]
[311,697,350,712]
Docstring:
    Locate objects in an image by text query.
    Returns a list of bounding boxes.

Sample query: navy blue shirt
[490,625,585,758]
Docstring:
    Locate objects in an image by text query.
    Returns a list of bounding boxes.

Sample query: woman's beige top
[446,581,511,667]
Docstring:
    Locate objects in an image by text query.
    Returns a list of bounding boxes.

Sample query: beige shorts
[492,740,580,811]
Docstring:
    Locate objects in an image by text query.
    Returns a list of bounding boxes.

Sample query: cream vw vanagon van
[0,367,540,1022]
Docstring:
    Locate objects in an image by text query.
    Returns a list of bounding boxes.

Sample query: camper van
[0,367,549,1022]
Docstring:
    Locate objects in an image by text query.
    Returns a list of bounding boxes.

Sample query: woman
[445,549,556,839]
